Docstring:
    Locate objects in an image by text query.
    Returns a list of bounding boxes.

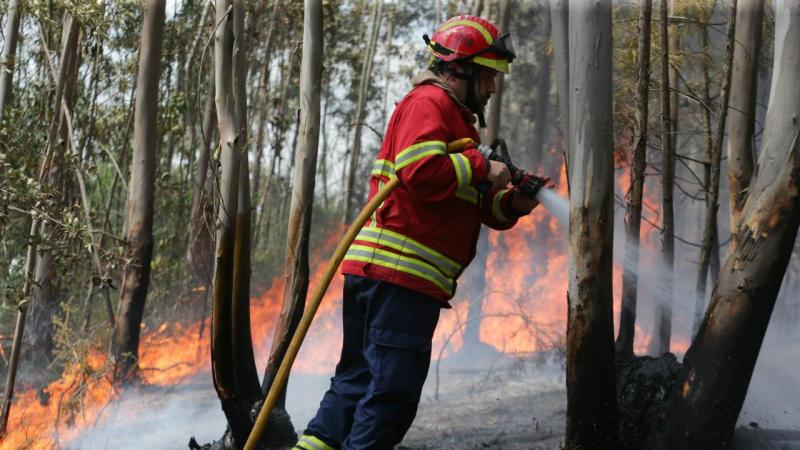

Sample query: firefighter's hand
[487,160,511,190]
[511,174,553,213]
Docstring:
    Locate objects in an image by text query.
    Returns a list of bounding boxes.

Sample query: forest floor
[64,335,800,450]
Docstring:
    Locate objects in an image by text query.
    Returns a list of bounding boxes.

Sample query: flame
[4,157,689,447]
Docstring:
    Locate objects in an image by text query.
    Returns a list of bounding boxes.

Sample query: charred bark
[616,0,652,358]
[209,1,261,446]
[111,0,165,383]
[654,3,800,447]
[651,0,674,356]
[566,2,617,448]
[259,0,323,445]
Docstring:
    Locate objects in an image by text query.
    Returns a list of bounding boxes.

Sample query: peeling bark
[654,3,800,447]
[727,0,764,236]
[566,2,616,448]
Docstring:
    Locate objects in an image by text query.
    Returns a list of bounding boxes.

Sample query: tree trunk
[550,0,570,174]
[616,0,652,358]
[251,0,282,222]
[27,13,81,360]
[693,1,737,339]
[260,0,323,441]
[209,1,263,446]
[654,4,800,447]
[651,0,674,356]
[532,5,552,169]
[110,0,165,383]
[230,0,261,406]
[253,53,294,252]
[187,53,217,286]
[343,0,383,223]
[566,2,616,448]
[0,0,22,123]
[727,0,763,236]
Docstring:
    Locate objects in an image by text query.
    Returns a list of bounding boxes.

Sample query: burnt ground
[62,341,799,449]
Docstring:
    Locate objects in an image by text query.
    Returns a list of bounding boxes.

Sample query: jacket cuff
[463,147,489,185]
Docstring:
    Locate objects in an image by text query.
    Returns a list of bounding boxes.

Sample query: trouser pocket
[369,327,433,402]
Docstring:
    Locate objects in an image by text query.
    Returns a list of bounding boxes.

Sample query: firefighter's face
[475,68,498,106]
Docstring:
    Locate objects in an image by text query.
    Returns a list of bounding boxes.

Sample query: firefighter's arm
[480,187,531,230]
[393,98,489,202]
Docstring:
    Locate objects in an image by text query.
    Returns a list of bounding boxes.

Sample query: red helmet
[424,15,516,74]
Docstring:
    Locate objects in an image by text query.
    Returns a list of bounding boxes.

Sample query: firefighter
[294,15,546,450]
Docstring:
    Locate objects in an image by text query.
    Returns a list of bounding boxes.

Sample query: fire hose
[244,138,544,450]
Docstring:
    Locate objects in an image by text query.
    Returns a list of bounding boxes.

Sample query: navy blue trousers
[305,275,442,449]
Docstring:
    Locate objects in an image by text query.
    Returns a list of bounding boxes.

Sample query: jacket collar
[411,70,476,124]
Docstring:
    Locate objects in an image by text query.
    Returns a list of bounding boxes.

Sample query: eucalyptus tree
[655,2,800,447]
[110,0,166,383]
[566,1,616,447]
[28,12,81,358]
[727,0,764,236]
[259,0,324,443]
[616,0,652,358]
[0,0,22,123]
[693,1,737,337]
[651,0,674,356]
[208,0,262,445]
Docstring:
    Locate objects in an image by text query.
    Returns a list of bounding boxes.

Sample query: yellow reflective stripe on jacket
[438,19,493,44]
[455,186,479,204]
[492,189,512,222]
[446,137,474,153]
[372,159,396,178]
[344,244,454,295]
[294,434,336,450]
[395,141,447,171]
[356,226,462,277]
[449,153,473,189]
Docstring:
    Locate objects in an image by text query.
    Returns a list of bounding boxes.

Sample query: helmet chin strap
[448,63,486,128]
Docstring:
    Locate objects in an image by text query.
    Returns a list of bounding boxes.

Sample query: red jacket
[341,72,528,304]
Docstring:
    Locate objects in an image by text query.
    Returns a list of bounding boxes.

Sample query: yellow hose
[244,139,469,449]
[244,177,400,450]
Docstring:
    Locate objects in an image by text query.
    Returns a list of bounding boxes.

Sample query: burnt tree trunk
[259,0,323,445]
[111,0,165,382]
[616,0,652,358]
[727,0,763,236]
[566,2,617,448]
[209,1,261,446]
[693,1,737,339]
[651,0,674,356]
[654,4,800,448]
